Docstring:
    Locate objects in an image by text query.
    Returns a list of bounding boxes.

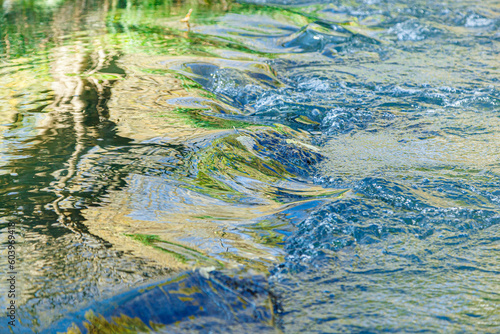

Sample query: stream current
[0,0,499,333]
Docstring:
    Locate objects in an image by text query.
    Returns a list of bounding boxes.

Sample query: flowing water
[0,0,499,333]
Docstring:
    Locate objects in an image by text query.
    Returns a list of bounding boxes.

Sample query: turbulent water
[0,0,499,333]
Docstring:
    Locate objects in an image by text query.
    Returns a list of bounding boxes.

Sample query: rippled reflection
[0,0,499,332]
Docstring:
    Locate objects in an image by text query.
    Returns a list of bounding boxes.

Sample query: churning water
[0,0,499,332]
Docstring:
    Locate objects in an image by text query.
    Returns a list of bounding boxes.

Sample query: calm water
[0,0,499,333]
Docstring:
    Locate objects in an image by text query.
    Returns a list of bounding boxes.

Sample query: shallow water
[0,0,499,333]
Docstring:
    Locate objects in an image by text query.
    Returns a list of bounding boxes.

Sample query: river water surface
[0,0,499,333]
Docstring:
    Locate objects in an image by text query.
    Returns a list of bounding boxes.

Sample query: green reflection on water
[158,107,254,130]
[5,0,499,332]
[126,233,223,266]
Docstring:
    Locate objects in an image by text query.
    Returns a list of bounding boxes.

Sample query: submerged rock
[52,269,280,334]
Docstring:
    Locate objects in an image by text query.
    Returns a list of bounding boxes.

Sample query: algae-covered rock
[54,269,280,334]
